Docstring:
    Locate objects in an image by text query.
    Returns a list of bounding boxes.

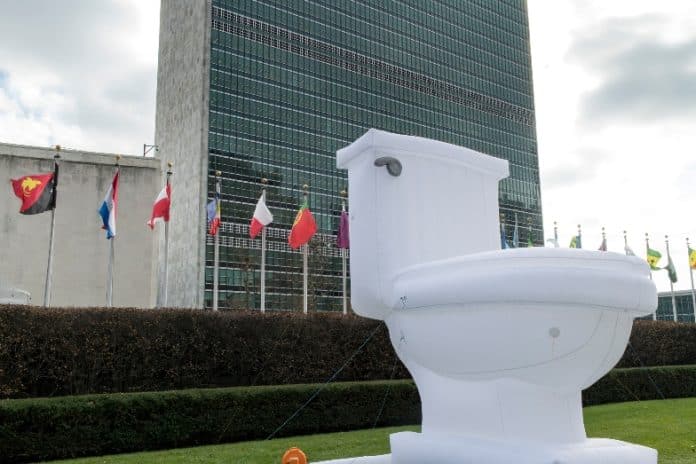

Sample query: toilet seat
[390,248,656,315]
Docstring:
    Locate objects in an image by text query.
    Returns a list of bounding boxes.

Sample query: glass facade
[205,0,542,310]
[652,292,696,323]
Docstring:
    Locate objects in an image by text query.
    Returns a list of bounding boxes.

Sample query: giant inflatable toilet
[316,130,657,464]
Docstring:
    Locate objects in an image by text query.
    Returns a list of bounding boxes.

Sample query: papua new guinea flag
[288,199,317,249]
[11,164,58,215]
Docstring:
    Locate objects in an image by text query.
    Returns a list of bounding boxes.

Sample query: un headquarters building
[155,0,542,310]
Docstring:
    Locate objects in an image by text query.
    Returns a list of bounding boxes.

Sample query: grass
[584,398,696,464]
[54,398,696,464]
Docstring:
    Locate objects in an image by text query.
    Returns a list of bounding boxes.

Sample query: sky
[0,1,694,292]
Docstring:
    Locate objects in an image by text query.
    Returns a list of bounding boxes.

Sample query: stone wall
[0,143,160,307]
[154,0,211,308]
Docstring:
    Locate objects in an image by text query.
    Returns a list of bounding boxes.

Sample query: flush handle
[374,156,402,177]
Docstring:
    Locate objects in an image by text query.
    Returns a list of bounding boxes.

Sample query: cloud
[541,147,608,189]
[0,0,158,154]
[568,14,696,126]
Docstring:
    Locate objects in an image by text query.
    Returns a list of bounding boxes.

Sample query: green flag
[527,226,534,247]
[647,248,662,270]
[665,253,678,283]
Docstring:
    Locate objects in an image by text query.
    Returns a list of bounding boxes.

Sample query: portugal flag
[288,199,317,249]
[11,163,58,215]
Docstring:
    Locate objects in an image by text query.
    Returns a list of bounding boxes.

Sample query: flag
[207,185,221,236]
[647,248,662,270]
[337,210,349,249]
[569,236,578,248]
[500,223,510,249]
[147,181,171,229]
[512,214,519,248]
[625,244,636,256]
[527,227,534,247]
[206,199,221,235]
[598,237,607,251]
[250,193,273,238]
[689,247,696,269]
[288,198,317,249]
[665,253,678,283]
[11,163,58,215]
[546,238,559,248]
[98,169,119,239]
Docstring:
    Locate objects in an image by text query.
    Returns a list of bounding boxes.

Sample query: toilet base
[314,432,658,464]
[389,431,657,464]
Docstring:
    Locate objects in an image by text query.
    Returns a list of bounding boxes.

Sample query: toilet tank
[337,130,509,320]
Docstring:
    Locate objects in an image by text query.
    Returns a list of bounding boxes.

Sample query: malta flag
[288,199,317,249]
[11,163,58,215]
[98,169,119,239]
[147,181,171,229]
[249,193,273,238]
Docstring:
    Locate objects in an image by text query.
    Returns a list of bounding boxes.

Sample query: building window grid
[210,74,538,166]
[206,0,542,312]
[237,0,532,77]
[212,6,534,106]
[211,17,534,126]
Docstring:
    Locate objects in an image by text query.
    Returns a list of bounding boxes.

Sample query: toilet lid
[390,248,656,316]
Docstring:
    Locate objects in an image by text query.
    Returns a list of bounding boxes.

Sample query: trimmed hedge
[1,306,695,398]
[583,365,696,406]
[0,380,420,463]
[0,306,408,398]
[616,320,696,368]
[1,366,695,463]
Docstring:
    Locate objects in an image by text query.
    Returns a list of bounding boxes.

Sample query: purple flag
[337,210,349,249]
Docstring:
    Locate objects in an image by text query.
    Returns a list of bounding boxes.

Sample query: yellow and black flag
[11,162,58,214]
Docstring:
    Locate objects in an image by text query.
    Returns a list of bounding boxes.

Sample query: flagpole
[43,146,60,307]
[500,213,506,249]
[162,162,173,308]
[687,237,696,322]
[106,155,120,307]
[553,221,558,248]
[302,184,309,315]
[646,233,655,320]
[260,178,268,313]
[645,233,653,281]
[666,235,677,322]
[340,189,348,315]
[624,230,628,255]
[212,171,221,311]
[577,224,582,249]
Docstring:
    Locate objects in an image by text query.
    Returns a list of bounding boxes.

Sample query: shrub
[0,365,694,463]
[616,320,696,368]
[0,306,408,398]
[0,380,420,463]
[1,306,695,398]
[583,365,696,406]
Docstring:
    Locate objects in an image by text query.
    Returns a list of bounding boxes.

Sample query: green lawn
[54,398,696,464]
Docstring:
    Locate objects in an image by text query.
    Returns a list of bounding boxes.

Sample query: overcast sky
[1,1,694,292]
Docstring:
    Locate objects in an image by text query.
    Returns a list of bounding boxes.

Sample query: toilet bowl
[323,130,658,464]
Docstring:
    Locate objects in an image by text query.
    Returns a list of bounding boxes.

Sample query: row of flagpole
[10,147,174,308]
[9,148,693,317]
[207,177,351,314]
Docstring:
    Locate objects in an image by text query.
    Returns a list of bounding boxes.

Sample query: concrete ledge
[0,142,161,170]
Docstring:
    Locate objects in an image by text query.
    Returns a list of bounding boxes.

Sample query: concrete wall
[0,143,160,307]
[155,0,211,308]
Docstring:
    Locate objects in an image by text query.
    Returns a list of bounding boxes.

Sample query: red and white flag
[249,193,273,238]
[147,182,171,229]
